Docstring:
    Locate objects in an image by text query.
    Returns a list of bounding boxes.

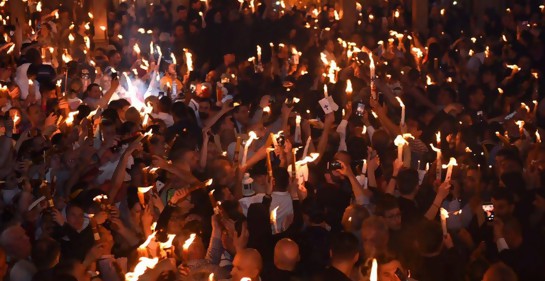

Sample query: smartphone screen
[482,203,494,221]
[356,102,365,116]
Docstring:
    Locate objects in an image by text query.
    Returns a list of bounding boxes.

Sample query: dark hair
[272,167,289,192]
[375,194,399,216]
[491,188,515,205]
[397,168,419,195]
[330,232,359,261]
[177,5,187,11]
[31,237,60,270]
[415,220,443,254]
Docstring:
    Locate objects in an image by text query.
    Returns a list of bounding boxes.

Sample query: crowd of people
[0,0,544,280]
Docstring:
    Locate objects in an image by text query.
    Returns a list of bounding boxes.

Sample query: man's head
[375,194,402,231]
[197,98,211,120]
[330,232,360,266]
[177,5,188,20]
[31,237,60,270]
[341,204,370,232]
[396,168,419,197]
[491,188,515,219]
[26,104,45,127]
[86,83,102,99]
[378,256,405,281]
[272,167,289,192]
[231,248,262,281]
[232,104,250,126]
[274,238,300,271]
[0,224,31,260]
[361,216,389,258]
[483,262,518,281]
[107,50,122,68]
[66,203,85,231]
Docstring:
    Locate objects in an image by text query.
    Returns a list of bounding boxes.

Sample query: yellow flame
[170,53,177,65]
[125,257,159,281]
[183,233,197,250]
[345,79,353,94]
[138,186,153,194]
[133,43,141,55]
[370,258,377,281]
[395,96,405,108]
[441,157,458,169]
[65,111,79,125]
[440,207,449,220]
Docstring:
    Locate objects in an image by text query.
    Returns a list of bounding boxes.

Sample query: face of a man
[67,206,85,231]
[491,198,514,219]
[378,259,403,281]
[1,225,31,260]
[383,208,402,231]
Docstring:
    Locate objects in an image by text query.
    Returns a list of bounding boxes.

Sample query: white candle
[241,131,257,165]
[370,258,377,281]
[294,115,302,144]
[440,208,449,236]
[442,157,458,182]
[395,96,405,126]
[257,45,262,63]
[346,79,353,99]
[393,135,407,162]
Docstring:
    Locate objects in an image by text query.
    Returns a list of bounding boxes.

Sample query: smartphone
[355,102,365,116]
[482,203,494,221]
[276,132,286,147]
[327,161,342,171]
[110,71,118,80]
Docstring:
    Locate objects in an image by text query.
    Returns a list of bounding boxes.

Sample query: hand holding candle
[395,96,405,126]
[137,186,153,207]
[241,131,258,165]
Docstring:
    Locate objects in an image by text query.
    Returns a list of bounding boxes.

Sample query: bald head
[274,238,300,271]
[231,248,262,281]
[483,263,518,281]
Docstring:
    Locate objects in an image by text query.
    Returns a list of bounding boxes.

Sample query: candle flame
[138,186,153,194]
[263,106,271,113]
[205,178,214,186]
[159,234,176,250]
[370,258,377,281]
[183,233,197,250]
[441,157,458,169]
[498,88,504,94]
[536,131,541,143]
[440,207,449,219]
[430,143,441,153]
[436,131,441,144]
[394,135,409,146]
[65,111,79,125]
[209,273,215,281]
[125,257,159,281]
[12,112,20,124]
[133,43,141,55]
[170,53,177,65]
[520,103,530,112]
[88,12,93,19]
[346,79,353,94]
[184,49,193,72]
[395,96,405,108]
[515,120,525,129]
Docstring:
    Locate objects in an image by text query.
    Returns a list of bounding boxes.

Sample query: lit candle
[430,144,442,181]
[533,100,538,115]
[294,115,302,144]
[183,49,193,73]
[88,214,101,241]
[323,84,328,97]
[395,96,405,126]
[536,131,541,143]
[12,112,20,134]
[515,120,525,139]
[137,186,153,207]
[393,135,408,162]
[65,111,79,126]
[183,233,196,252]
[346,79,353,99]
[370,258,377,281]
[256,45,262,64]
[442,157,458,182]
[369,53,376,100]
[241,131,258,165]
[233,136,242,165]
[440,208,449,236]
[100,25,107,40]
[271,206,279,234]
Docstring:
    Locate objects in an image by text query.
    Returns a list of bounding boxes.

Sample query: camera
[327,161,342,171]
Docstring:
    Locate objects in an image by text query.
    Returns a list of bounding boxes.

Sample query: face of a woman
[130,202,142,225]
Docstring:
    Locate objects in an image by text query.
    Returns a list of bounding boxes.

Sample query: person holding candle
[312,232,359,281]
